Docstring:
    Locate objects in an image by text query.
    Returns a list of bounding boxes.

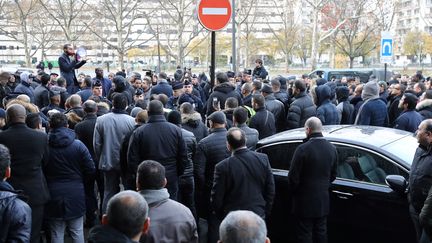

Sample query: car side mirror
[385,175,408,194]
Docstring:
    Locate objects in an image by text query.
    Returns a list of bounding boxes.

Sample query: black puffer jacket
[206,83,242,116]
[409,145,432,213]
[181,112,208,142]
[250,107,276,140]
[286,91,316,130]
[194,128,230,219]
[417,99,432,120]
[0,181,32,242]
[265,94,286,132]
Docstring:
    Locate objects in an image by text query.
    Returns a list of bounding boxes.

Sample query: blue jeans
[50,216,84,243]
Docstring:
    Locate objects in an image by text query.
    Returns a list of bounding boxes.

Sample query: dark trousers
[295,216,328,243]
[207,213,221,243]
[30,204,44,243]
[178,177,197,220]
[84,168,104,225]
[410,204,427,243]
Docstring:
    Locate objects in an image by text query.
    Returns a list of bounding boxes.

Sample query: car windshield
[381,135,418,167]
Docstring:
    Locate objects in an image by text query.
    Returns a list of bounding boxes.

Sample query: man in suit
[58,44,87,94]
[288,117,338,243]
[210,127,275,242]
[0,104,50,243]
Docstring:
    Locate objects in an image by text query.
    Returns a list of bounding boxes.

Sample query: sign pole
[231,0,236,73]
[384,63,387,82]
[210,31,216,88]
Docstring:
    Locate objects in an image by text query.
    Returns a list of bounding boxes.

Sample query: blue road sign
[382,39,393,56]
[380,32,393,63]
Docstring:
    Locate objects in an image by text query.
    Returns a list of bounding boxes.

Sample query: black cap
[243,69,252,75]
[50,72,59,76]
[184,79,192,86]
[261,84,273,94]
[92,80,102,88]
[172,81,183,90]
[207,111,226,124]
[135,88,144,96]
[227,71,235,78]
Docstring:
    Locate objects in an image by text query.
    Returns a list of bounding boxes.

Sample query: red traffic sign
[197,0,232,31]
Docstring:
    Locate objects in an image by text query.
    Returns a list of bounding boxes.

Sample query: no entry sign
[197,0,232,31]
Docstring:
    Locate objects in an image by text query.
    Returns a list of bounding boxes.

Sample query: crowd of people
[1,43,432,243]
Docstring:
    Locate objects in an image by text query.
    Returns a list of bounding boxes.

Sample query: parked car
[256,125,417,243]
[309,68,394,83]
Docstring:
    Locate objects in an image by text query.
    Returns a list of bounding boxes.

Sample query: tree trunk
[236,21,241,70]
[310,9,319,71]
[349,57,354,68]
[285,53,289,73]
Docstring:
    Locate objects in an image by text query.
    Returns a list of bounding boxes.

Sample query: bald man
[0,104,50,243]
[210,127,275,242]
[287,117,337,243]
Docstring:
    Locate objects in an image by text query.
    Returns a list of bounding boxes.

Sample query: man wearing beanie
[354,81,388,126]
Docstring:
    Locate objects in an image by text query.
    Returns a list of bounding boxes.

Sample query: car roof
[258,125,413,148]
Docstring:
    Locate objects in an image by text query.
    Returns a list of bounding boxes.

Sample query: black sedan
[256,125,418,243]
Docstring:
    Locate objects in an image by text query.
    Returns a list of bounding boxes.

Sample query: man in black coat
[211,128,275,241]
[252,58,268,80]
[206,72,242,116]
[75,100,104,227]
[0,104,50,243]
[34,73,51,109]
[194,111,230,222]
[58,44,87,94]
[249,94,276,139]
[128,100,188,200]
[388,83,405,126]
[288,117,337,243]
[286,80,316,130]
[409,119,432,242]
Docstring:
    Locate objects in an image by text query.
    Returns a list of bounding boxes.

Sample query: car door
[329,143,416,243]
[256,141,301,243]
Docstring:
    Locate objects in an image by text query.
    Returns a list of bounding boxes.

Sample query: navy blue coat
[0,181,32,242]
[394,110,423,133]
[316,85,339,125]
[14,82,35,103]
[45,127,95,220]
[356,98,388,126]
[58,53,86,91]
[151,80,173,97]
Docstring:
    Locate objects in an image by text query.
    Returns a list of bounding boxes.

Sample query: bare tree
[84,0,152,70]
[146,0,204,67]
[234,0,259,70]
[266,0,298,72]
[0,0,40,67]
[39,0,90,43]
[371,0,399,31]
[31,7,58,61]
[332,0,379,68]
[304,0,330,70]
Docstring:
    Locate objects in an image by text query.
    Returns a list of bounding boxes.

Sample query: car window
[257,142,300,170]
[335,144,408,185]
